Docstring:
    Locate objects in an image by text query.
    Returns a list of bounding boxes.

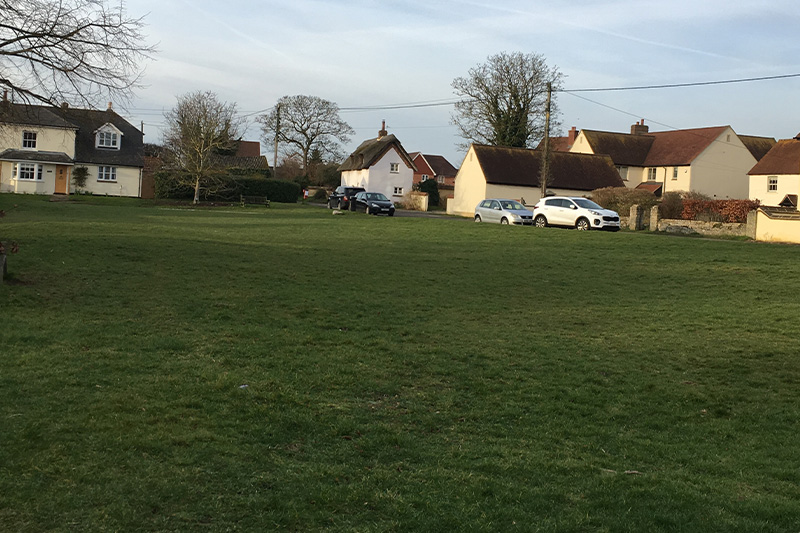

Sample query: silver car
[474,199,533,225]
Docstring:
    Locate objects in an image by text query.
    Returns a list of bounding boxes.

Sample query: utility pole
[539,82,552,200]
[273,103,280,179]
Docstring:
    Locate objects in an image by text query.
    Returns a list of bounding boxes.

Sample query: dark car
[328,186,365,210]
[352,191,395,216]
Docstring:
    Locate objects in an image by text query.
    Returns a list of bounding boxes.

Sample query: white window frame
[96,131,119,149]
[768,176,778,192]
[14,163,43,181]
[393,186,403,195]
[618,166,628,181]
[647,168,657,181]
[672,168,678,180]
[437,176,445,184]
[98,166,117,182]
[389,162,399,173]
[421,174,429,181]
[22,131,37,149]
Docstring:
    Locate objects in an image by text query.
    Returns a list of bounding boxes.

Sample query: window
[437,176,445,184]
[618,166,628,181]
[672,168,678,180]
[768,177,778,192]
[22,131,37,149]
[98,166,117,181]
[390,162,399,173]
[647,168,657,181]
[393,187,403,195]
[14,163,43,181]
[421,174,429,181]
[97,131,119,149]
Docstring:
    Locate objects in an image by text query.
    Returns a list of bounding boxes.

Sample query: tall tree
[259,95,353,173]
[162,91,242,204]
[0,0,154,106]
[451,51,563,149]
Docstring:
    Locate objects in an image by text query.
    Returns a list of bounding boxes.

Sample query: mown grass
[2,194,800,532]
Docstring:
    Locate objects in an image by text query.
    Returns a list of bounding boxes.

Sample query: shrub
[415,179,440,210]
[660,191,684,219]
[681,199,759,223]
[312,188,328,200]
[72,166,89,190]
[592,187,658,215]
[154,172,302,203]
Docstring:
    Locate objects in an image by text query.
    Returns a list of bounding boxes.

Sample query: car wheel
[474,214,482,222]
[327,199,332,209]
[500,217,509,225]
[576,217,590,231]
[534,215,547,228]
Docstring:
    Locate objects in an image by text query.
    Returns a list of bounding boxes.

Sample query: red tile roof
[748,138,800,175]
[472,144,624,191]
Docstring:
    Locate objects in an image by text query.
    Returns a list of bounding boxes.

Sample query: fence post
[650,205,660,231]
[629,205,643,230]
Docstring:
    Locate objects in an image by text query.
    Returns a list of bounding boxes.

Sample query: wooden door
[55,165,69,194]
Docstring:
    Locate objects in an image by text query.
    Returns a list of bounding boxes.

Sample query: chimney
[61,102,69,110]
[2,90,7,102]
[107,101,113,111]
[631,119,649,135]
[378,120,387,139]
[567,126,578,145]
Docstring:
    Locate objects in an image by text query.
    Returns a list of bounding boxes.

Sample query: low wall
[754,208,800,244]
[657,219,747,236]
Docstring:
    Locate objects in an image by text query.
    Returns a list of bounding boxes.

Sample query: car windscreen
[500,200,525,210]
[573,198,603,210]
[367,193,389,201]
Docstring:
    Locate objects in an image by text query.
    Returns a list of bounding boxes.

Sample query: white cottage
[0,95,144,197]
[338,122,416,203]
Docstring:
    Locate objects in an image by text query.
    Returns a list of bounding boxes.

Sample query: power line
[564,73,800,93]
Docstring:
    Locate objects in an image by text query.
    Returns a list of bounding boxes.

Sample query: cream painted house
[448,144,624,217]
[0,97,144,197]
[565,122,775,199]
[338,123,416,203]
[748,134,800,207]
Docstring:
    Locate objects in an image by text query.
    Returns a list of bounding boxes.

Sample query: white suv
[532,196,620,231]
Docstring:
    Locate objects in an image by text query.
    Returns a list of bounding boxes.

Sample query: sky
[119,0,800,168]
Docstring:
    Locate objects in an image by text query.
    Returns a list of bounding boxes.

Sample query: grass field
[2,194,800,532]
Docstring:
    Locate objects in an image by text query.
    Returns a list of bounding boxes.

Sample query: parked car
[474,199,533,225]
[328,186,365,210]
[532,196,620,231]
[352,191,395,216]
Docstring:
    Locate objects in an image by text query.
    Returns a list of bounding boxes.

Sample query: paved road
[308,202,462,219]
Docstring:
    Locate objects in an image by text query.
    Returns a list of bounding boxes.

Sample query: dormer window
[22,131,37,149]
[94,123,123,150]
[97,131,118,148]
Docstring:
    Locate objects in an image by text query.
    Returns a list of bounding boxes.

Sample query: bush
[154,172,302,203]
[660,191,684,219]
[681,199,759,223]
[415,179,440,210]
[591,187,658,215]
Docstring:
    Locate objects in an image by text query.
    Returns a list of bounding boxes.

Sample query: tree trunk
[193,176,201,204]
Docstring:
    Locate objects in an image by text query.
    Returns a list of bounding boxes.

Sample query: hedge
[681,199,759,223]
[154,172,301,203]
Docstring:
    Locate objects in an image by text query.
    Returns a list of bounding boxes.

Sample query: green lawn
[2,194,799,532]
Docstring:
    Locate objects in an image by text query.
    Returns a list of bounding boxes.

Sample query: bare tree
[259,95,353,174]
[163,91,242,204]
[0,0,154,107]
[451,52,563,150]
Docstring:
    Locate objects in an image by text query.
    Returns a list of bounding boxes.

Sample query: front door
[55,165,69,194]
